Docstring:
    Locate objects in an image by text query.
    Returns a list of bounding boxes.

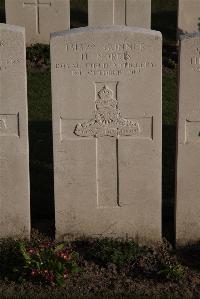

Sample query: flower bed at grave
[0,232,200,298]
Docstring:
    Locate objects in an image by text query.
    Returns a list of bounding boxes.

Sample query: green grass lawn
[0,0,5,22]
[152,0,178,45]
[28,71,51,121]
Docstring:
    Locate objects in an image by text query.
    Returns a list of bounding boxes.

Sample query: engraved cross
[23,0,51,34]
[70,82,152,208]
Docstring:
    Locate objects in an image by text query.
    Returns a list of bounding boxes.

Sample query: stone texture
[176,33,200,245]
[5,0,70,45]
[51,26,162,243]
[88,0,151,28]
[178,0,200,35]
[0,23,30,238]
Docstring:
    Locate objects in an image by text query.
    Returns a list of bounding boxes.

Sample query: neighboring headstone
[51,26,162,243]
[176,33,200,245]
[5,0,70,45]
[88,0,151,28]
[0,24,30,238]
[178,0,200,35]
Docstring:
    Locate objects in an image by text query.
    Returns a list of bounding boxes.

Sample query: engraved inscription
[190,47,200,72]
[66,42,95,52]
[55,60,155,76]
[0,58,22,72]
[0,118,7,130]
[65,42,144,52]
[74,85,140,138]
[0,37,22,72]
[185,119,200,143]
[0,114,19,137]
[56,38,157,77]
[0,40,5,47]
[0,116,8,132]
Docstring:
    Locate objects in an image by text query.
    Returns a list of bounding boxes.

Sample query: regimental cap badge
[98,86,113,100]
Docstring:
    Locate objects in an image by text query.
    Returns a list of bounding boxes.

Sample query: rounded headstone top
[180,32,200,41]
[51,25,162,40]
[0,23,25,33]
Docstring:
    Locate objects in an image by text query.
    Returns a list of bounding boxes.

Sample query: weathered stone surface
[5,0,70,45]
[88,0,151,28]
[0,24,30,238]
[51,26,162,243]
[176,33,200,245]
[178,0,200,35]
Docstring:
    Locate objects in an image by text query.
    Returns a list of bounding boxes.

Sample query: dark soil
[0,273,197,299]
[0,234,200,299]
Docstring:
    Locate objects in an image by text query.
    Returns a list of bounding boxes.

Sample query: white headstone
[0,24,30,238]
[5,0,70,45]
[178,0,200,35]
[176,33,200,245]
[88,0,151,28]
[51,26,162,243]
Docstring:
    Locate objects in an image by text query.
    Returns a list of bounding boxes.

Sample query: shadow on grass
[152,10,177,45]
[70,0,88,28]
[0,0,5,23]
[29,121,55,238]
[178,242,200,272]
[162,124,176,246]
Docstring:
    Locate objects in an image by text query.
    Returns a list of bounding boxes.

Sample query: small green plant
[76,238,144,269]
[158,264,185,281]
[13,241,80,286]
[26,44,50,67]
[167,58,177,70]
